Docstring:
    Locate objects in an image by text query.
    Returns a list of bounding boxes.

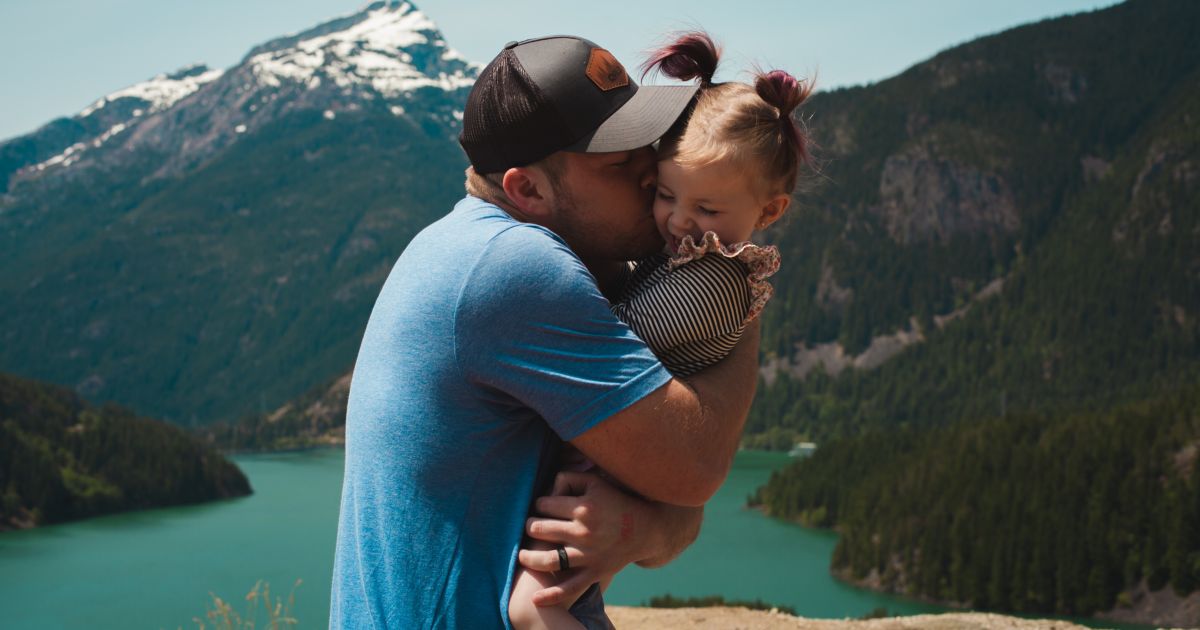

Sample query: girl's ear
[756,194,791,229]
[501,167,555,220]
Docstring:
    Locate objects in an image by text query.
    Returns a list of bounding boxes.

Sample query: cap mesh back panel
[460,50,571,173]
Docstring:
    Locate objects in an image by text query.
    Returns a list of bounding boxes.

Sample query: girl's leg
[509,540,585,630]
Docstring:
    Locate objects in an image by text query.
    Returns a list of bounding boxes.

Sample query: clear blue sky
[0,0,1117,142]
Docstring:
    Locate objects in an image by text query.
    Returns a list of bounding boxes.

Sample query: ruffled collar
[667,231,781,324]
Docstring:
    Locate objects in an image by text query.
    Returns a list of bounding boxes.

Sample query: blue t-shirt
[329,196,672,629]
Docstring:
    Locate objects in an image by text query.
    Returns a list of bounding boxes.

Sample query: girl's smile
[654,159,789,254]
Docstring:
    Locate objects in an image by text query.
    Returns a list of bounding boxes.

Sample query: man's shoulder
[452,205,602,329]
[442,197,582,281]
[440,196,570,256]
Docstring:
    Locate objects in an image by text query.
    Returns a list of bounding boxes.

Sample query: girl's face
[653,159,790,254]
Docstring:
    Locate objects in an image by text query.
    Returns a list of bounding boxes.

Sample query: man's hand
[517,470,703,606]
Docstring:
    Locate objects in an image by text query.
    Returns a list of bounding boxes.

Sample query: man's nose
[640,168,656,190]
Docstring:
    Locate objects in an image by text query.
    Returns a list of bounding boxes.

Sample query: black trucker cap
[460,35,699,174]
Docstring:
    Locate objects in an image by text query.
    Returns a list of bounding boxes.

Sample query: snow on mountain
[7,0,478,185]
[79,64,225,118]
[247,1,475,96]
[23,65,224,173]
[30,122,126,172]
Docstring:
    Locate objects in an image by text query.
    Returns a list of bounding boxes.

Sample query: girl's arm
[613,253,752,376]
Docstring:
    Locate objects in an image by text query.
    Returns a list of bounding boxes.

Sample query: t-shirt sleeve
[454,224,673,441]
[611,253,751,355]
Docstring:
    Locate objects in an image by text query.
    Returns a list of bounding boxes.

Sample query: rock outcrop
[875,142,1018,245]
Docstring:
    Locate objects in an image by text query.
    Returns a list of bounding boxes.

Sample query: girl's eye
[698,206,718,216]
[656,190,675,201]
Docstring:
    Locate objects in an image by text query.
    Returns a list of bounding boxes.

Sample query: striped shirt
[612,252,753,376]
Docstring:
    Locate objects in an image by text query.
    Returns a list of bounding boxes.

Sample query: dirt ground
[605,607,1107,629]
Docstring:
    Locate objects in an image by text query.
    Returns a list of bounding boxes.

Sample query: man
[330,35,760,628]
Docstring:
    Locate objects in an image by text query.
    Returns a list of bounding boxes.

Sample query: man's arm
[570,320,760,507]
[459,225,758,507]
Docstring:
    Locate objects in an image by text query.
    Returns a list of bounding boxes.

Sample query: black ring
[556,546,570,571]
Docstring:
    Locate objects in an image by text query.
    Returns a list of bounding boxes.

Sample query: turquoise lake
[0,449,1145,628]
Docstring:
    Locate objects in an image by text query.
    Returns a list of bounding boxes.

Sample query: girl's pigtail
[755,70,814,166]
[641,31,721,86]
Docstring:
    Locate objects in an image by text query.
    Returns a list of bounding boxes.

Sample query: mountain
[199,371,349,453]
[210,0,1198,451]
[741,1,1200,623]
[0,64,224,186]
[0,1,478,423]
[2,0,1196,440]
[0,371,250,530]
[747,0,1199,441]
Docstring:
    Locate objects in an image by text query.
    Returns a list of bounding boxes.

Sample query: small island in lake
[0,371,251,531]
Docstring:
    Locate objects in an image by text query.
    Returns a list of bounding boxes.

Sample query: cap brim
[564,84,699,153]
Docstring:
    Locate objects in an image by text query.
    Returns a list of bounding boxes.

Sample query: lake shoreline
[751,503,1171,629]
[233,447,1180,628]
[0,507,37,532]
[0,488,255,534]
[2,448,1175,628]
[214,438,345,457]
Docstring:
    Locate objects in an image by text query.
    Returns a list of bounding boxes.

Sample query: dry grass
[184,579,302,630]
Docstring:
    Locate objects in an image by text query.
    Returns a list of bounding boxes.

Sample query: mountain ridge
[0,0,476,423]
[3,0,474,194]
[2,0,1195,434]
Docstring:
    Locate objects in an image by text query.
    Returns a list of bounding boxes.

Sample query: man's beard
[551,178,663,263]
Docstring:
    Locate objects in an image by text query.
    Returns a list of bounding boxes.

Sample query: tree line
[0,372,250,529]
[753,385,1200,616]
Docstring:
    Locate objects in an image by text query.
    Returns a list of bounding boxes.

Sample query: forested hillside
[0,2,474,424]
[199,372,350,453]
[748,0,1199,443]
[0,372,250,530]
[753,386,1200,621]
[745,3,1200,625]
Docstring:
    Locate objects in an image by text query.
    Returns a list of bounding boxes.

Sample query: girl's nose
[669,212,693,231]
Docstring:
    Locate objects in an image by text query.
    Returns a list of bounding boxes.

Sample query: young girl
[509,31,814,630]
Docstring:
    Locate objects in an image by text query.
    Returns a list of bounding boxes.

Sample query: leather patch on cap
[586,48,629,91]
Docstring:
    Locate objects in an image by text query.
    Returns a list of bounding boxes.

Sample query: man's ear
[756,194,792,229]
[501,167,555,220]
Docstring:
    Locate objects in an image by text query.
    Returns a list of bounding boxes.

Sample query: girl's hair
[642,31,814,196]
